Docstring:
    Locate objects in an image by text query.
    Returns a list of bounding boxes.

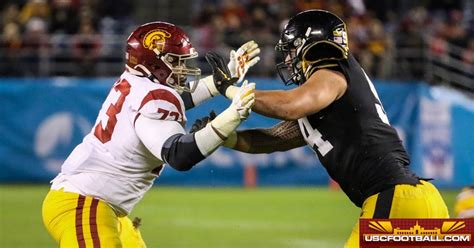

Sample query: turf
[0,185,458,248]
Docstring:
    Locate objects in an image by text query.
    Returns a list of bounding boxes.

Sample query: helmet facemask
[275,36,306,86]
[161,51,201,93]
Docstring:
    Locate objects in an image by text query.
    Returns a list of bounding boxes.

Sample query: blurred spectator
[347,11,393,79]
[462,38,474,65]
[221,0,246,22]
[191,7,227,75]
[365,13,392,78]
[96,0,134,34]
[19,0,50,25]
[429,35,449,61]
[222,11,243,48]
[49,0,81,34]
[71,21,101,77]
[0,22,23,75]
[1,3,20,27]
[244,4,279,76]
[443,9,467,47]
[396,6,430,79]
[1,22,22,50]
[221,0,246,48]
[295,0,325,11]
[325,0,346,18]
[22,17,49,76]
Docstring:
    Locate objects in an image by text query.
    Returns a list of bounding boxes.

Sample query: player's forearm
[252,90,302,120]
[232,130,280,154]
[230,125,305,154]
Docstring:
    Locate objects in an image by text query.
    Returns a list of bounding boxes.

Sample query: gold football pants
[42,189,147,248]
[344,180,449,248]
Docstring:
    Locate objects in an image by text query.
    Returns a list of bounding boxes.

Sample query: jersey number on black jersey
[298,69,390,157]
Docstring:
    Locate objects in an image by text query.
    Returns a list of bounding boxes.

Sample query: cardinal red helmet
[125,22,201,92]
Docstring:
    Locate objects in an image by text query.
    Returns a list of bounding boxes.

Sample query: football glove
[205,52,238,97]
[190,111,217,133]
[228,40,261,83]
[210,80,255,138]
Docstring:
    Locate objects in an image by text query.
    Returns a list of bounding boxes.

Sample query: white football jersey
[51,71,187,216]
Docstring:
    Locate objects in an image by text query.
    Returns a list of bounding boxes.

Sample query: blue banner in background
[0,78,473,187]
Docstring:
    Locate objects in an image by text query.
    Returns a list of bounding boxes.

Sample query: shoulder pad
[136,87,186,125]
[304,61,341,79]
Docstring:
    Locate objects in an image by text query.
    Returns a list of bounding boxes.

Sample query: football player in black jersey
[200,9,449,247]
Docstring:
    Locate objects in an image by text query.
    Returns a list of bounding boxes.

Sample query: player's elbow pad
[161,133,205,171]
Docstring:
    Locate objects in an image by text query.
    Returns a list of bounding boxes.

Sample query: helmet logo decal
[143,29,171,52]
[333,27,348,52]
[293,38,302,47]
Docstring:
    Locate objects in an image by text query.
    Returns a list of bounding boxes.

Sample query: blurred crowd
[0,0,473,83]
[190,0,473,80]
[0,0,135,76]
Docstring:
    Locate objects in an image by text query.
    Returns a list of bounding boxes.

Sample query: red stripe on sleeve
[75,195,86,248]
[138,89,184,117]
[90,198,101,248]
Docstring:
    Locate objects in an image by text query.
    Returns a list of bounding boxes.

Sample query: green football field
[0,185,458,248]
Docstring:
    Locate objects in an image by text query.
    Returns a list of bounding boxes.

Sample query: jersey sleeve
[134,87,187,126]
[135,115,186,161]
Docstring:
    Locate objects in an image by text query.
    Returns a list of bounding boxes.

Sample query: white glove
[227,40,261,83]
[211,81,255,138]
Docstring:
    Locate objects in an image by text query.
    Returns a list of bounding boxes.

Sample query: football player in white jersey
[42,21,260,248]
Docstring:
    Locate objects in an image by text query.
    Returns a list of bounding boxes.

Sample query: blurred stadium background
[0,0,473,247]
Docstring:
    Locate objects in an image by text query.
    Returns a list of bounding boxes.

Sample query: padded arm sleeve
[160,133,206,171]
[161,123,225,171]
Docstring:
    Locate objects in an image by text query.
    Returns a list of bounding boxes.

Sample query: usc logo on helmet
[142,29,171,52]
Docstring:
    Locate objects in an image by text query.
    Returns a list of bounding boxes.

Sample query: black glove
[205,52,238,95]
[190,111,217,133]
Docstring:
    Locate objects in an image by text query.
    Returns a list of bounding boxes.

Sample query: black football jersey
[298,54,419,207]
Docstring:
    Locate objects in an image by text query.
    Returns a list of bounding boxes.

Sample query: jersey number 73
[94,79,131,143]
